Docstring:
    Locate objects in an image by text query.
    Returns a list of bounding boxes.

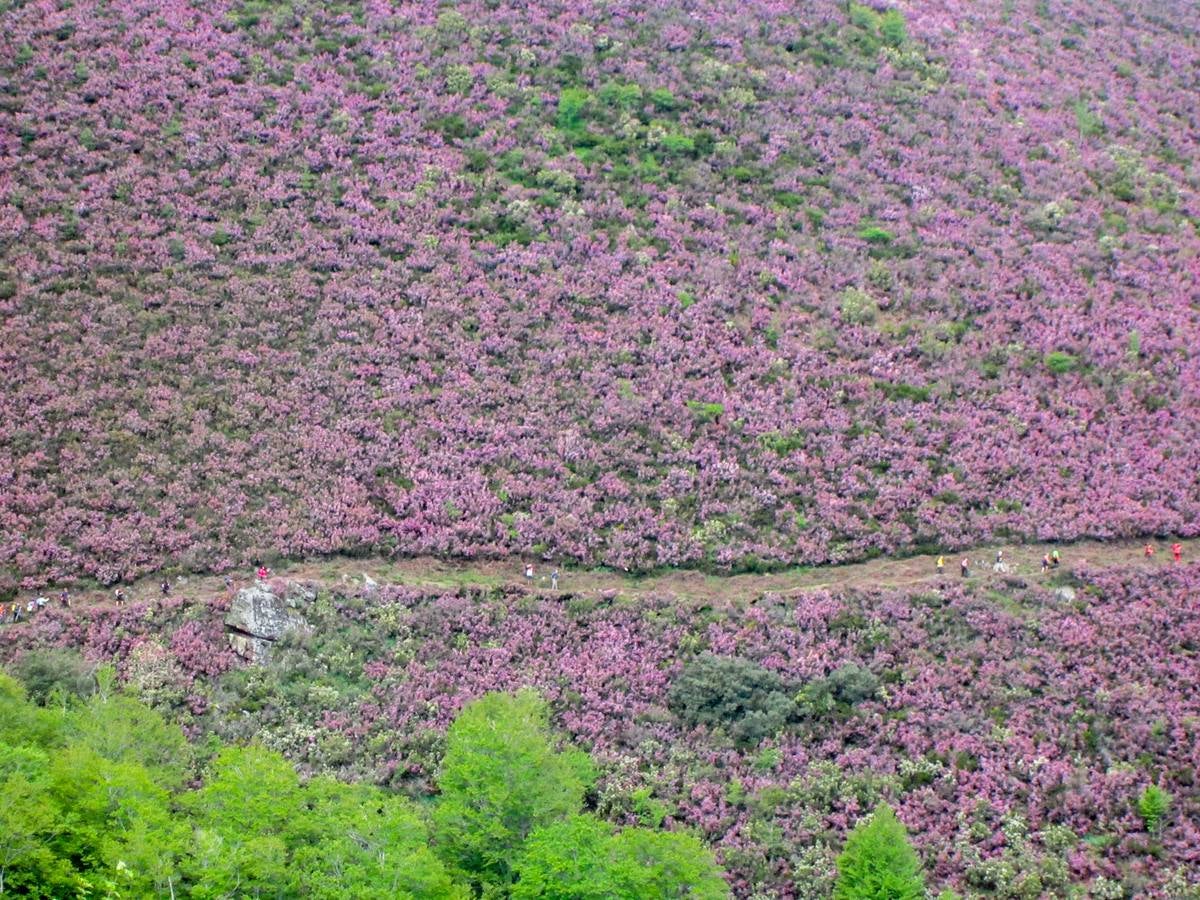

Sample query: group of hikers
[934,541,1183,580]
[524,563,561,590]
[0,542,1188,623]
[1,588,76,623]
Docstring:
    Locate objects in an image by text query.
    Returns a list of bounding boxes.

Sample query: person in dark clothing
[960,558,969,578]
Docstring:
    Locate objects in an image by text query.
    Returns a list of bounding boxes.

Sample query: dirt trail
[21,537,1197,611]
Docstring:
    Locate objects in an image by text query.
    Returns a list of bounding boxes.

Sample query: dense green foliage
[834,803,927,899]
[0,669,458,898]
[512,814,729,899]
[433,689,595,890]
[668,653,796,747]
[0,669,727,898]
[1137,784,1171,833]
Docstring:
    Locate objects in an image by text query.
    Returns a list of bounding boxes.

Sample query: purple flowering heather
[0,0,1196,584]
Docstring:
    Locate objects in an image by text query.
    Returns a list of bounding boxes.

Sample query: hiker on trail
[524,563,534,583]
[1144,543,1155,559]
[35,597,48,611]
[1041,553,1051,574]
[1051,549,1061,569]
[960,557,969,578]
[160,580,170,597]
[995,550,1004,566]
[256,566,270,580]
[224,576,234,592]
[936,555,945,575]
[114,588,126,606]
[1173,542,1183,564]
[551,568,560,590]
[59,589,70,609]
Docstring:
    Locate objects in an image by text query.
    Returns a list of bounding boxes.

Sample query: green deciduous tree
[433,689,595,891]
[183,745,306,898]
[834,803,926,900]
[606,826,730,898]
[0,745,70,896]
[291,777,463,899]
[512,814,730,899]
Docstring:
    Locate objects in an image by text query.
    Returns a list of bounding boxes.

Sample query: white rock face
[225,582,311,662]
[1054,586,1078,602]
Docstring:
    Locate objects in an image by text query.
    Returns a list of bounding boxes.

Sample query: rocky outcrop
[1054,586,1078,603]
[225,581,314,663]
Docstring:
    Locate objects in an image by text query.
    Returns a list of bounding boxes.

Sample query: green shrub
[834,803,926,899]
[445,64,473,95]
[876,381,930,403]
[799,663,880,716]
[668,654,795,747]
[848,4,882,32]
[761,431,806,455]
[840,288,878,325]
[428,114,476,141]
[659,131,695,155]
[857,225,894,245]
[1073,99,1104,137]
[1137,784,1171,833]
[686,400,724,423]
[648,87,678,111]
[512,815,730,899]
[598,81,642,108]
[12,649,95,704]
[1127,329,1141,359]
[880,10,908,46]
[557,88,590,130]
[1044,351,1078,374]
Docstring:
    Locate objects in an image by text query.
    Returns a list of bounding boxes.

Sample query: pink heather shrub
[0,0,1197,584]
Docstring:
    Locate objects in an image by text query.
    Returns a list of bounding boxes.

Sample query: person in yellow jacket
[936,555,945,575]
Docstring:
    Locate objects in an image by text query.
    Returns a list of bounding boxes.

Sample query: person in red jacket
[1172,542,1183,564]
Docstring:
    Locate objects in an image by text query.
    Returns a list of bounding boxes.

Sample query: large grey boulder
[225,582,311,662]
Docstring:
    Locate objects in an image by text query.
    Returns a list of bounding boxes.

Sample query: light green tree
[183,745,306,899]
[606,826,730,899]
[513,814,730,899]
[0,744,71,895]
[432,689,595,891]
[511,814,615,899]
[834,802,926,900]
[291,777,463,899]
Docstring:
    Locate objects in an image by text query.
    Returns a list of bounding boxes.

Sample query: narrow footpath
[23,536,1197,611]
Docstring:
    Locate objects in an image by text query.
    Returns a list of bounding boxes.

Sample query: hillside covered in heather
[1,0,1198,586]
[4,561,1200,896]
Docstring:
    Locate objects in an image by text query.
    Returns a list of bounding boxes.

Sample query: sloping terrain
[1,0,1198,586]
[4,558,1199,896]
